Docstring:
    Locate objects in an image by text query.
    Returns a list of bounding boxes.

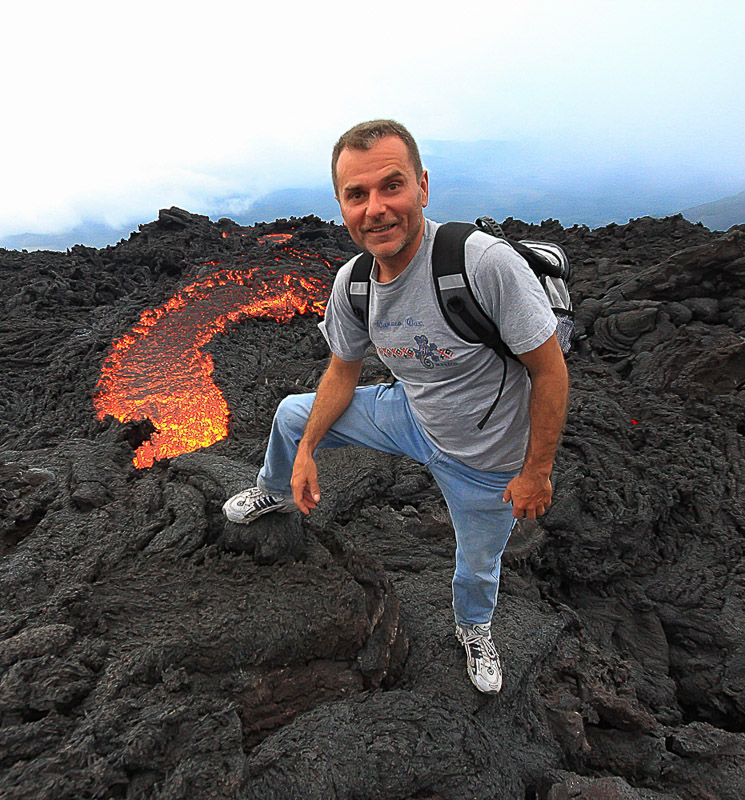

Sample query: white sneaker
[222,486,295,524]
[456,623,503,693]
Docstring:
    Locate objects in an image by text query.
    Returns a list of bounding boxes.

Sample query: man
[223,120,568,693]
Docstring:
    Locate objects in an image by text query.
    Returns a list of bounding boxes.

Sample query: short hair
[331,119,424,195]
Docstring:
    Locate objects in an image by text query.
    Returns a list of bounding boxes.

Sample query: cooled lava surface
[2,206,745,800]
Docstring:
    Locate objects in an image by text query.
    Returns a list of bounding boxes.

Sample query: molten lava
[258,233,294,245]
[95,268,328,468]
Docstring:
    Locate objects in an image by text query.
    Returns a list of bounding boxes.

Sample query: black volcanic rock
[1,209,745,799]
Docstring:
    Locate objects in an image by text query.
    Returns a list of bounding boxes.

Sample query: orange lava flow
[258,233,294,244]
[94,269,328,468]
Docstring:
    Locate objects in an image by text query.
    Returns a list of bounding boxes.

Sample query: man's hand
[289,354,363,517]
[505,333,567,520]
[291,447,321,515]
[503,471,553,520]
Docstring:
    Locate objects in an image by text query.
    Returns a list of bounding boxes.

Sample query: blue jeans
[257,382,518,627]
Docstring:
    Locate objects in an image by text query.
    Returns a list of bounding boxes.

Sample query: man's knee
[274,393,315,436]
[453,516,513,570]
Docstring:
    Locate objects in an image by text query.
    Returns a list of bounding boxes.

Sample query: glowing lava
[258,233,294,245]
[94,268,328,468]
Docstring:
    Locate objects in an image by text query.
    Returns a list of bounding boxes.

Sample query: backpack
[348,216,573,429]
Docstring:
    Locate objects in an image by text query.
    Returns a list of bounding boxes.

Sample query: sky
[2,0,744,239]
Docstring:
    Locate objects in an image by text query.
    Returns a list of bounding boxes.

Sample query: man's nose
[366,190,386,218]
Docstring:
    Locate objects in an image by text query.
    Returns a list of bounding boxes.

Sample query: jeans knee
[456,546,498,576]
[274,393,313,438]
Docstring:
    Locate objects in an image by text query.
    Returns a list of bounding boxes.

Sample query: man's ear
[420,169,429,208]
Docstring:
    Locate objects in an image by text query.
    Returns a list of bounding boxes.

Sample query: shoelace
[464,632,498,663]
[236,488,262,506]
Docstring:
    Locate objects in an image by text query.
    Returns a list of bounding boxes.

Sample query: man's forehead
[337,137,415,185]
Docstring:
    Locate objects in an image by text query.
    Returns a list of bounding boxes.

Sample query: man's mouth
[366,224,395,234]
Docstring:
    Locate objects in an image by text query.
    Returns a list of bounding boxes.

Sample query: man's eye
[388,183,401,191]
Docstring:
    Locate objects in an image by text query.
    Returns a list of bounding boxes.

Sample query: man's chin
[363,232,405,259]
[366,242,400,260]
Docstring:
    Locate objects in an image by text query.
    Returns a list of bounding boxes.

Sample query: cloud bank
[2,0,744,239]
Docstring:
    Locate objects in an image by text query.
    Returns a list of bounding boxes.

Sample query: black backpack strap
[432,222,515,430]
[432,222,513,357]
[348,252,373,325]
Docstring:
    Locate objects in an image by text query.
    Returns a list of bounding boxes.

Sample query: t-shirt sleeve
[466,236,557,355]
[317,255,371,361]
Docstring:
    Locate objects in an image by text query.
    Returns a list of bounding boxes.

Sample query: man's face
[335,136,429,275]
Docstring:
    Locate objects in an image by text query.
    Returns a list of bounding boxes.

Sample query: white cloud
[2,0,743,236]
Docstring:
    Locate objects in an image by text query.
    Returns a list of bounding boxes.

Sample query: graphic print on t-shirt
[375,334,454,369]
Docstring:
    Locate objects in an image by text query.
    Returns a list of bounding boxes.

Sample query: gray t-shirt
[318,218,556,472]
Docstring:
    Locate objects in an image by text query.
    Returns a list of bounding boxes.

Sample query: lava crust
[1,207,744,799]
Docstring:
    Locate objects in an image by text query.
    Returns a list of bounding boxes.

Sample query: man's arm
[291,353,363,514]
[503,333,568,519]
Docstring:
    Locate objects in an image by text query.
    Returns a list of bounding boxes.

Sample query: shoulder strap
[432,222,509,357]
[348,252,373,325]
[432,222,515,430]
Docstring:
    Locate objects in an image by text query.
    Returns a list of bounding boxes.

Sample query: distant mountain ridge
[680,190,745,231]
[0,221,137,253]
[3,139,743,250]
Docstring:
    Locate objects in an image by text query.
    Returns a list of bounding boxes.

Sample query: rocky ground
[1,207,744,799]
